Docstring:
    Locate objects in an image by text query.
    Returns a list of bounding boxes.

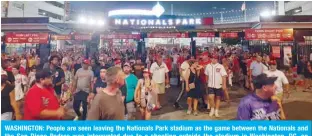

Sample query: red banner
[52,35,71,40]
[197,32,215,37]
[100,33,141,39]
[147,33,189,38]
[245,29,293,41]
[74,34,92,40]
[202,17,214,25]
[5,32,48,44]
[272,46,281,58]
[220,32,238,38]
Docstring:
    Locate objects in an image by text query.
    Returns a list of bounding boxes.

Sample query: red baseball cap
[269,60,277,65]
[83,59,90,65]
[115,59,121,65]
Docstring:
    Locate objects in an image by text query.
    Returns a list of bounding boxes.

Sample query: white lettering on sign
[176,19,181,25]
[182,19,188,25]
[148,20,154,25]
[162,20,167,25]
[122,20,128,25]
[141,19,147,25]
[114,18,202,26]
[130,19,135,25]
[168,19,173,25]
[189,19,194,25]
[155,19,161,25]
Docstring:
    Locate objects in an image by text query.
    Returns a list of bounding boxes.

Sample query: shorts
[207,88,222,96]
[1,112,13,120]
[275,92,283,101]
[156,83,165,94]
[126,102,136,114]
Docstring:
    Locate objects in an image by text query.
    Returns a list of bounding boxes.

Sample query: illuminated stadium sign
[114,18,202,26]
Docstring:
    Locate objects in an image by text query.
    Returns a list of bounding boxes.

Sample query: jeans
[73,91,88,120]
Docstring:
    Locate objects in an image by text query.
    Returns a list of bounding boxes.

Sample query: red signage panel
[5,32,48,44]
[197,32,215,37]
[202,17,214,25]
[272,46,281,58]
[52,35,71,40]
[74,34,92,40]
[245,29,293,41]
[220,32,238,38]
[100,33,141,39]
[147,33,189,38]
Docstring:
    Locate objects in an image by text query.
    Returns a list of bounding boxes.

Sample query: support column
[56,40,65,51]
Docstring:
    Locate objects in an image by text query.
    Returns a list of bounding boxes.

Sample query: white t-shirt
[173,54,179,64]
[205,63,227,89]
[150,62,169,84]
[14,74,28,101]
[310,53,312,61]
[262,63,269,72]
[264,70,289,94]
[180,61,190,79]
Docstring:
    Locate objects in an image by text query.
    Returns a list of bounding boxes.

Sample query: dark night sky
[70,1,275,22]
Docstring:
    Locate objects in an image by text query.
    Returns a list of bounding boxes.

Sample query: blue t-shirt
[124,74,138,103]
[236,93,281,120]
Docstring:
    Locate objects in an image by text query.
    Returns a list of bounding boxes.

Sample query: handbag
[188,70,196,90]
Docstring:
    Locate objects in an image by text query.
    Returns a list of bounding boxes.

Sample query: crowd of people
[1,45,312,120]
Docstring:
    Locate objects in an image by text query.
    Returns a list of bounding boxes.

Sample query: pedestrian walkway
[152,87,312,120]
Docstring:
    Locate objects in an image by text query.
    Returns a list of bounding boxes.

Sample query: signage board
[100,33,141,39]
[111,17,213,26]
[197,32,215,37]
[220,32,238,38]
[245,29,293,41]
[74,34,92,40]
[5,32,49,44]
[147,33,189,38]
[52,35,71,40]
[272,46,281,58]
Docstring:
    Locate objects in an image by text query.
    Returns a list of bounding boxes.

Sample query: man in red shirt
[24,70,65,120]
[198,52,211,111]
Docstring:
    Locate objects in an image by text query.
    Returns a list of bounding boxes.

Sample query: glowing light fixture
[79,16,86,23]
[108,2,165,17]
[97,20,105,26]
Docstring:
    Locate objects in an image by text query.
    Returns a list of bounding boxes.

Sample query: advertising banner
[245,29,293,41]
[5,32,49,44]
[220,32,238,38]
[272,46,281,58]
[74,34,92,40]
[52,35,71,40]
[147,33,189,38]
[283,46,292,57]
[100,33,141,39]
[197,32,215,37]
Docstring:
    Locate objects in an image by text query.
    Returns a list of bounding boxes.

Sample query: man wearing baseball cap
[264,60,289,102]
[71,59,94,120]
[120,62,138,120]
[237,73,286,120]
[205,54,227,117]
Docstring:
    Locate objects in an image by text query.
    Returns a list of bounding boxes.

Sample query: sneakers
[193,111,198,116]
[209,109,214,117]
[173,102,182,109]
[187,110,192,115]
[74,116,79,121]
[215,112,220,118]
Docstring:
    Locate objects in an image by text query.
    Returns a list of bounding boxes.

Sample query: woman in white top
[134,68,157,120]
